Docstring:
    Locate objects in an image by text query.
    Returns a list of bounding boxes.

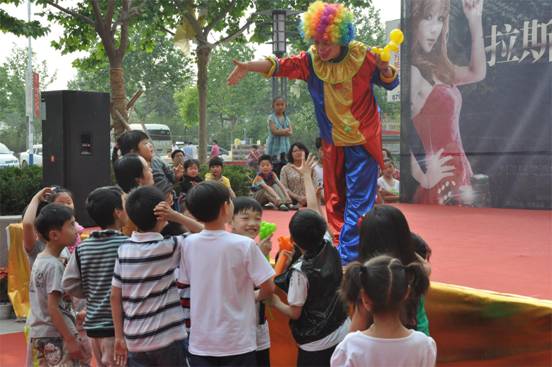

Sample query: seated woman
[279,143,320,209]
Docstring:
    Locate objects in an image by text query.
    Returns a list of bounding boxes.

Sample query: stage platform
[266,203,552,299]
[1,204,550,367]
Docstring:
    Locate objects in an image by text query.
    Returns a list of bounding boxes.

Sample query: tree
[0,0,47,37]
[153,0,263,162]
[20,0,151,138]
[0,46,55,152]
[68,29,194,140]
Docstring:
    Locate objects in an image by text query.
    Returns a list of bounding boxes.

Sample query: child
[27,203,85,366]
[231,197,273,366]
[331,255,436,367]
[266,96,292,160]
[179,182,275,366]
[353,205,430,334]
[247,145,261,170]
[22,187,82,269]
[271,209,349,367]
[176,158,203,205]
[113,153,154,193]
[252,154,292,211]
[378,159,400,203]
[62,186,129,367]
[110,186,187,367]
[205,156,236,198]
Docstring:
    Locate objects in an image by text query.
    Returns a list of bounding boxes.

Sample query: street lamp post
[272,10,287,101]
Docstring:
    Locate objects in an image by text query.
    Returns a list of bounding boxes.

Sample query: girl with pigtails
[331,255,436,367]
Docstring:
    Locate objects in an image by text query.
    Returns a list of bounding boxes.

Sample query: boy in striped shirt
[110,186,187,367]
[63,186,129,366]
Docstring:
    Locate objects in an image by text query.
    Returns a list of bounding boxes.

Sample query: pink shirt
[211,144,220,158]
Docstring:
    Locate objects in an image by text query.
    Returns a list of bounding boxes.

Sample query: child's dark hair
[125,186,165,232]
[208,156,224,168]
[184,159,200,171]
[112,130,149,162]
[186,181,230,222]
[233,197,262,216]
[252,145,258,150]
[382,148,393,160]
[171,149,185,159]
[34,203,74,241]
[113,153,145,193]
[358,205,416,265]
[272,96,286,107]
[86,186,124,229]
[289,209,326,254]
[411,232,432,261]
[51,186,74,202]
[287,142,309,164]
[258,154,272,165]
[315,137,322,150]
[341,255,430,314]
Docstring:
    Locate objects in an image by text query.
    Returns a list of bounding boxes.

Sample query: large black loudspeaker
[41,91,111,227]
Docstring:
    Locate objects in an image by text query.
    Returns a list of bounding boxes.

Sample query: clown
[228,1,399,264]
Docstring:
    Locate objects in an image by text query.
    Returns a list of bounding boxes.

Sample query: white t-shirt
[179,230,275,357]
[378,176,400,195]
[331,330,437,367]
[287,266,350,351]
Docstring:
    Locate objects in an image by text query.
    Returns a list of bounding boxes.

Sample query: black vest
[276,241,347,344]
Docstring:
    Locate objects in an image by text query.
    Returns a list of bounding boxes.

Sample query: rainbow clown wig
[300,1,356,45]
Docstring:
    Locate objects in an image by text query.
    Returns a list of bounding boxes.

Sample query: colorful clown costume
[266,41,399,264]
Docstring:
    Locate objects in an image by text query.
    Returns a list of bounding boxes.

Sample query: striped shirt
[62,230,128,337]
[112,232,187,352]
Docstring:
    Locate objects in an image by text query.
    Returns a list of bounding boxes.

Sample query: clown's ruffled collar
[308,41,367,84]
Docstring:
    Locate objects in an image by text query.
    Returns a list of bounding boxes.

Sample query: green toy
[259,221,277,240]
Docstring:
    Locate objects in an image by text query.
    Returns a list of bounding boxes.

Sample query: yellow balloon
[381,49,391,62]
[390,29,404,45]
[388,41,399,52]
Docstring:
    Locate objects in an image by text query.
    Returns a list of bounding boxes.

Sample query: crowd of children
[21,126,433,367]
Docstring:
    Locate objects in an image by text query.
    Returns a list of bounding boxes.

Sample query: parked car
[0,143,19,168]
[19,144,43,167]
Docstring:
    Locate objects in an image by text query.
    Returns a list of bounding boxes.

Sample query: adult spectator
[280,143,320,208]
[210,140,220,159]
[171,149,186,167]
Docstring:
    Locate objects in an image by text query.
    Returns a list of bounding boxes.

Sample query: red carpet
[266,204,552,299]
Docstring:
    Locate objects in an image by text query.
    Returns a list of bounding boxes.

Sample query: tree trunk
[196,45,211,163]
[109,58,129,139]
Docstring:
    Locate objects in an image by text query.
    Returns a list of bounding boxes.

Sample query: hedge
[0,165,255,216]
[0,166,43,216]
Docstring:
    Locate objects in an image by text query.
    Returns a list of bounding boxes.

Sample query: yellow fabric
[7,223,30,318]
[308,41,367,84]
[323,80,366,146]
[264,56,278,78]
[268,281,552,366]
[205,173,232,189]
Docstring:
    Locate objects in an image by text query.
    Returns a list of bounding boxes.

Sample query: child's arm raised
[22,187,52,252]
[110,286,127,367]
[154,201,203,233]
[47,292,83,361]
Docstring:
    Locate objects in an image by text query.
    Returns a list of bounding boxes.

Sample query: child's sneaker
[278,204,289,211]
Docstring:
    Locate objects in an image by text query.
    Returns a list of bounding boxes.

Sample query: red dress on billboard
[412,84,473,205]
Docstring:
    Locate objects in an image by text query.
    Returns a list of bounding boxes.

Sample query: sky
[0,0,401,90]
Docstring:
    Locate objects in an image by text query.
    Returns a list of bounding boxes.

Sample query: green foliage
[69,30,194,140]
[0,5,47,37]
[198,164,255,197]
[174,86,199,130]
[0,166,42,215]
[0,46,55,152]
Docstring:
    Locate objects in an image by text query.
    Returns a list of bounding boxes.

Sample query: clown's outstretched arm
[227,59,272,85]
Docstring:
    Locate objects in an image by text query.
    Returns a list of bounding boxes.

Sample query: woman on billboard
[409,0,485,205]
